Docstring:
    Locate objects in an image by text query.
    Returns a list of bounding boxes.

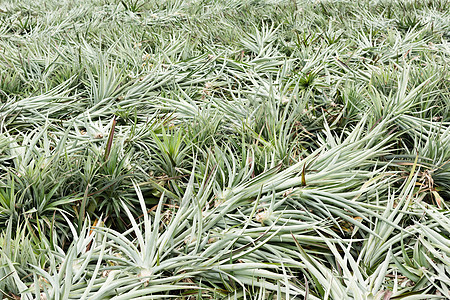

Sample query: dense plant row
[0,0,449,298]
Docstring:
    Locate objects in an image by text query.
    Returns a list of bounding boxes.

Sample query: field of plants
[0,0,449,298]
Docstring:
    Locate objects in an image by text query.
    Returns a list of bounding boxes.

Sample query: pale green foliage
[0,0,449,298]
